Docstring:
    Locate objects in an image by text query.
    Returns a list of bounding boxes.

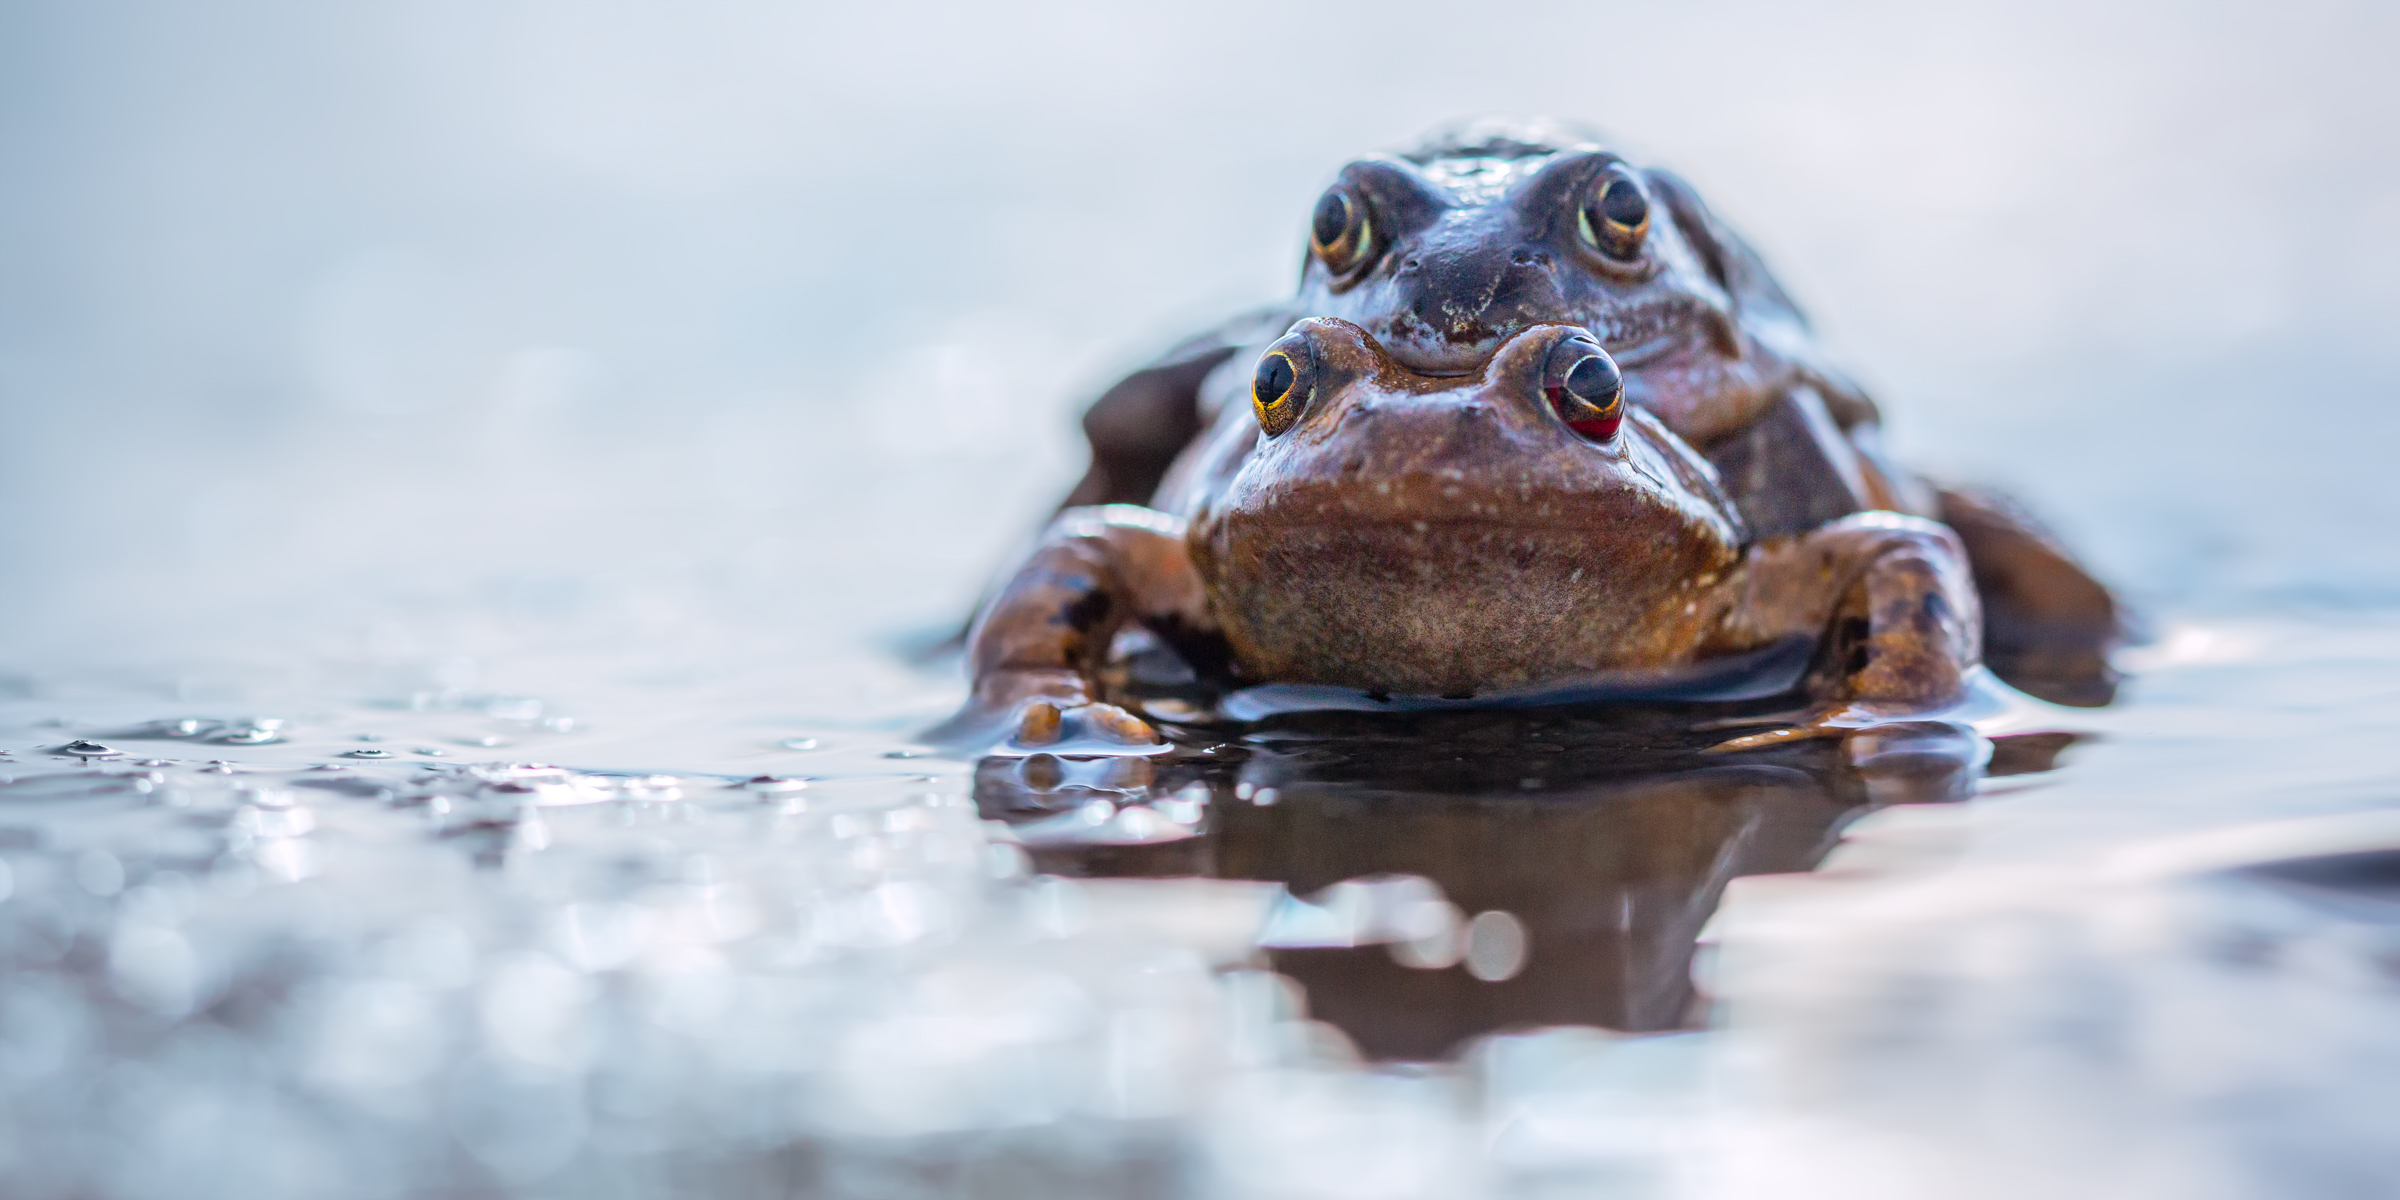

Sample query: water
[0,620,2390,1198]
[6,0,2400,1195]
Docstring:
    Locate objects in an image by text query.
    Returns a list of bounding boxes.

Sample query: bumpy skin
[1056,118,2116,706]
[932,321,1979,750]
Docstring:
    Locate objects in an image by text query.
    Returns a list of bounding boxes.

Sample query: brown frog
[932,319,1979,751]
[1057,118,2117,706]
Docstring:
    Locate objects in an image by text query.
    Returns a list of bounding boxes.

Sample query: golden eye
[1309,186,1375,275]
[1577,168,1650,262]
[1251,346,1309,436]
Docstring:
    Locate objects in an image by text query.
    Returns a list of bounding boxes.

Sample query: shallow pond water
[0,612,2394,1199]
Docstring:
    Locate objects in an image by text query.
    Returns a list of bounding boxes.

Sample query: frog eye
[1577,167,1651,262]
[1542,334,1625,440]
[1309,186,1376,275]
[1251,338,1316,437]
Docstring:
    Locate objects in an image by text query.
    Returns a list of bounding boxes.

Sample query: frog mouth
[1379,326,1680,378]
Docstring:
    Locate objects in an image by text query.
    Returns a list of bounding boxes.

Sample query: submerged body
[1059,119,2118,706]
[936,320,1979,749]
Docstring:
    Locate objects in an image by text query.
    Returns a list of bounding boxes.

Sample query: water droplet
[416,747,447,757]
[217,728,279,745]
[355,732,385,743]
[54,740,120,759]
[778,737,820,751]
[167,718,213,737]
[345,748,396,759]
[883,747,930,759]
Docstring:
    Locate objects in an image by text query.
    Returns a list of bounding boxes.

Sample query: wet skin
[934,320,1980,752]
[1057,121,2120,706]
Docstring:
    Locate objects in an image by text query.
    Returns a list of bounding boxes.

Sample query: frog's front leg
[1721,511,1983,718]
[926,505,1215,750]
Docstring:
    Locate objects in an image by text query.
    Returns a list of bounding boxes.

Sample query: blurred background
[3,0,2397,685]
[6,8,2400,1197]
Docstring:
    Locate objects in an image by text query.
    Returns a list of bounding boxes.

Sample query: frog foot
[1708,705,1987,803]
[1007,698,1160,751]
[922,670,1164,756]
[1703,705,1871,755]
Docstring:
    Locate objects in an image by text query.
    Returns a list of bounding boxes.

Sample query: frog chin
[1199,518,1733,696]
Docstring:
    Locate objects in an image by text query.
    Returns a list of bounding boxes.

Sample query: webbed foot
[923,670,1162,756]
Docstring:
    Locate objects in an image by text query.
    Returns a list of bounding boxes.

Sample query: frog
[931,319,1980,752]
[1052,117,2118,707]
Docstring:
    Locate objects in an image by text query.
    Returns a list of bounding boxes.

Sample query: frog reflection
[978,708,2073,1059]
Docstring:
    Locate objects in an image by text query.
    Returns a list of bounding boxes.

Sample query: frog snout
[1377,238,1567,376]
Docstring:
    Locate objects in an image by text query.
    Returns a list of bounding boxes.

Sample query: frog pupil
[1312,190,1353,249]
[1255,354,1297,407]
[1599,177,1648,230]
[1564,354,1622,406]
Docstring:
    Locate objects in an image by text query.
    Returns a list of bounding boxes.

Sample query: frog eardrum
[1578,165,1650,263]
[1308,186,1375,276]
[1251,334,1316,437]
[1541,333,1625,440]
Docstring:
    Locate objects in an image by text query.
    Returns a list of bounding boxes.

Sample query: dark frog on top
[1049,117,2120,712]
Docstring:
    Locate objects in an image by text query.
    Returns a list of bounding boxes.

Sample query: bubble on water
[553,901,652,970]
[249,837,320,883]
[1388,901,1467,970]
[301,977,445,1096]
[237,801,317,839]
[416,747,447,757]
[778,736,820,751]
[54,740,121,758]
[0,976,90,1081]
[204,719,287,745]
[355,732,385,743]
[883,746,931,759]
[110,924,201,1016]
[346,748,397,759]
[73,850,125,896]
[1464,910,1529,982]
[480,951,595,1070]
[447,1057,590,1184]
